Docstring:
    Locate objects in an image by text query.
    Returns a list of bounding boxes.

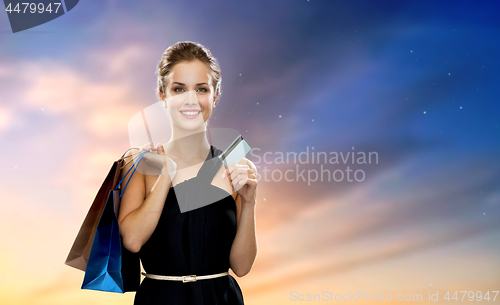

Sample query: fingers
[140,143,169,171]
[221,163,238,179]
[233,177,248,191]
[232,176,258,191]
[141,142,165,153]
[141,143,155,153]
[222,164,257,191]
[223,164,252,179]
[236,177,258,191]
[156,143,165,155]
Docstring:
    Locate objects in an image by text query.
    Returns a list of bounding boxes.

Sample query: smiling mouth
[180,110,201,118]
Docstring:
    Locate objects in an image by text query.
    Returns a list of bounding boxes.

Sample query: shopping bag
[80,149,148,293]
[65,148,148,293]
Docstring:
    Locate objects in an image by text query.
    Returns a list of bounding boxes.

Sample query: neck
[166,127,211,161]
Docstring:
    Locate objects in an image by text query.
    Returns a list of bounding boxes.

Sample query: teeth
[181,111,200,116]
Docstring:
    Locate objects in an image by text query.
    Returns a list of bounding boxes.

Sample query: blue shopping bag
[81,150,148,293]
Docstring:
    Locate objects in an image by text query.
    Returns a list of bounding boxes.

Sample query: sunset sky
[0,0,499,304]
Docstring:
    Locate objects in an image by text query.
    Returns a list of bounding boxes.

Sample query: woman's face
[161,60,216,130]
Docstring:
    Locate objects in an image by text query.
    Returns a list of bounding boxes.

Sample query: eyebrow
[173,82,209,86]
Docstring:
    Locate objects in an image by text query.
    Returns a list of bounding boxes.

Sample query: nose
[184,89,199,105]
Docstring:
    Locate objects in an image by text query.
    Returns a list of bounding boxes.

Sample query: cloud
[0,106,12,132]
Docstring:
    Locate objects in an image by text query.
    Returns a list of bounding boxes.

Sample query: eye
[174,87,184,92]
[197,87,208,92]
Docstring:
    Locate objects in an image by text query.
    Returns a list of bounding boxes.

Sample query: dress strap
[196,145,224,184]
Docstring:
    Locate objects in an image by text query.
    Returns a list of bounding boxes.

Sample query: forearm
[229,200,258,277]
[120,174,171,253]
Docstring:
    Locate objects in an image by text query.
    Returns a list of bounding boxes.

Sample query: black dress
[134,145,245,305]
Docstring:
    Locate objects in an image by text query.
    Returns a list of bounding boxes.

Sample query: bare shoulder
[121,148,145,176]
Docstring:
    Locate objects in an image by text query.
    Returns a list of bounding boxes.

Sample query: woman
[118,41,258,305]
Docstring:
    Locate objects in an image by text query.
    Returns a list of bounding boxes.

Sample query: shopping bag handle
[117,110,155,198]
[119,147,145,161]
[115,150,149,198]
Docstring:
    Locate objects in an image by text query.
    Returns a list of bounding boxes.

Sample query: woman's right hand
[140,143,177,180]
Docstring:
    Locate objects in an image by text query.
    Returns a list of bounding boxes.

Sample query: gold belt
[141,271,229,283]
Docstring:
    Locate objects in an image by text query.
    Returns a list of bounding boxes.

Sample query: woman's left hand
[222,159,258,204]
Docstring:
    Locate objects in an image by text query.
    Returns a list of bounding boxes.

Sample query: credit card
[219,135,251,168]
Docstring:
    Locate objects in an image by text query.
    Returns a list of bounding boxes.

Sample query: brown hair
[156,41,222,105]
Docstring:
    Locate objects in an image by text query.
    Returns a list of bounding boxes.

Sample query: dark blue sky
[1,0,499,190]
